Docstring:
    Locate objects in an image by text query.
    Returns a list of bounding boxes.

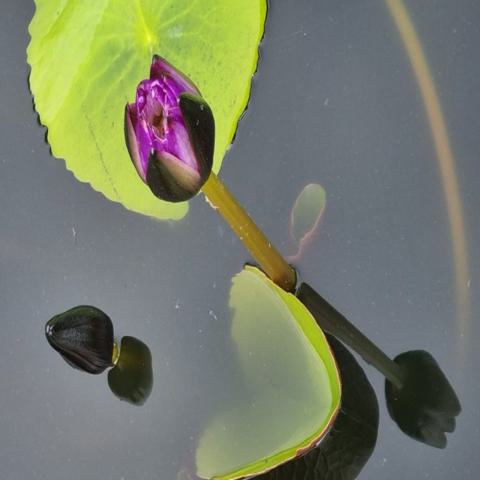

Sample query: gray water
[1,1,479,479]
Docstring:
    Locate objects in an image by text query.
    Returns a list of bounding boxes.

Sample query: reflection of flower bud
[385,350,461,448]
[107,336,153,406]
[125,55,215,202]
[45,306,114,374]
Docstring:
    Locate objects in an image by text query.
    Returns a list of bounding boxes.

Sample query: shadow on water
[108,335,153,406]
[385,350,461,448]
[297,283,461,450]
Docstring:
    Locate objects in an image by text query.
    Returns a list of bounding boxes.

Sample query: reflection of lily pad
[28,0,266,219]
[196,266,341,480]
[289,183,326,260]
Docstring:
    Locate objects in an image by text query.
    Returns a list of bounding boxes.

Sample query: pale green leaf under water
[27,0,266,219]
[196,266,341,480]
[290,183,326,245]
[289,183,326,260]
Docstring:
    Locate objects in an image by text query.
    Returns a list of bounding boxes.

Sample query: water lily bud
[45,306,114,374]
[125,55,215,202]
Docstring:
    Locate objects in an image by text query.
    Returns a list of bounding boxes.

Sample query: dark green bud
[45,305,114,374]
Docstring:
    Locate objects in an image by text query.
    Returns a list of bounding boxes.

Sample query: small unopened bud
[45,306,114,374]
[125,55,215,202]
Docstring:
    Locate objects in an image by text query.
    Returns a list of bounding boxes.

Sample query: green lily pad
[27,0,266,219]
[289,183,326,260]
[196,266,341,480]
[256,334,379,480]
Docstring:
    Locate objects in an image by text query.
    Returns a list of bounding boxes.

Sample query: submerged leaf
[196,266,341,480]
[28,0,266,219]
[289,183,326,261]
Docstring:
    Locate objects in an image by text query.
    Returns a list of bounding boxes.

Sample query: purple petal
[150,55,200,96]
[124,104,145,180]
[124,104,151,180]
[134,119,153,178]
[166,119,199,172]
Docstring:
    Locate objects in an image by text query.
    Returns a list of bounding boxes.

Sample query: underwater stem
[297,283,405,389]
[202,173,296,292]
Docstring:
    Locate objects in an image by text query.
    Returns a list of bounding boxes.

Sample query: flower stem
[201,172,297,291]
[297,282,406,389]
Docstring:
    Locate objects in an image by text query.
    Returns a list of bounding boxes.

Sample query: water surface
[0,1,479,478]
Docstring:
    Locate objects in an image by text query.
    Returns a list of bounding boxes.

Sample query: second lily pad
[195,266,341,479]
